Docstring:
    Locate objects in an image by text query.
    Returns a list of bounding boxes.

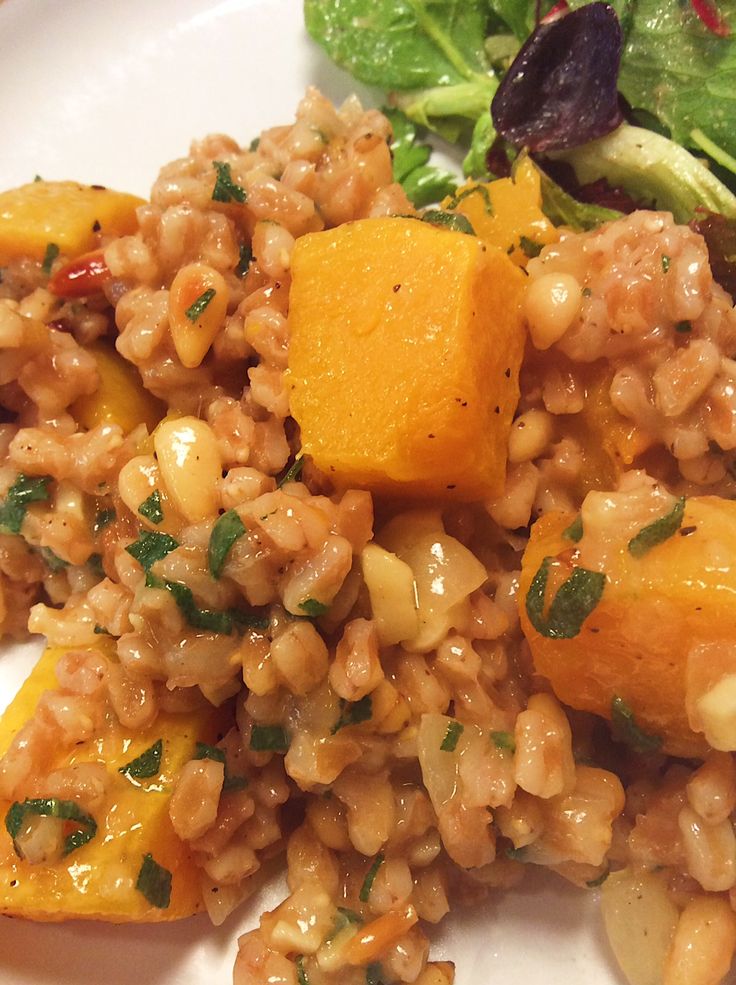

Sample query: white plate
[0,1,623,981]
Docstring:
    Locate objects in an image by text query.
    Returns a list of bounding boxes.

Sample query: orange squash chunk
[518,497,736,758]
[0,645,222,921]
[287,217,526,501]
[71,342,166,435]
[0,181,144,264]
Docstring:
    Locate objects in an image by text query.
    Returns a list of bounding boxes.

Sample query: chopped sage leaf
[212,160,246,203]
[675,320,692,333]
[162,580,234,634]
[250,724,290,752]
[40,547,68,572]
[296,956,309,985]
[119,739,163,781]
[135,853,172,909]
[235,243,252,277]
[336,905,362,925]
[185,288,216,322]
[359,853,385,902]
[0,474,52,535]
[661,254,671,273]
[125,530,179,579]
[421,210,475,235]
[88,552,104,577]
[5,798,96,857]
[582,286,593,297]
[209,509,246,579]
[193,742,247,791]
[138,489,164,524]
[440,720,464,752]
[93,624,110,635]
[41,242,59,275]
[628,497,686,558]
[525,557,606,639]
[299,598,329,618]
[94,507,116,533]
[611,696,663,755]
[505,845,527,861]
[249,137,260,152]
[519,235,543,258]
[330,695,372,735]
[277,455,305,487]
[491,730,516,755]
[586,869,610,888]
[562,515,584,542]
[445,183,494,214]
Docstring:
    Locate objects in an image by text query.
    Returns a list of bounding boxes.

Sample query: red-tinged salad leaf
[691,212,736,298]
[690,0,730,36]
[491,3,623,152]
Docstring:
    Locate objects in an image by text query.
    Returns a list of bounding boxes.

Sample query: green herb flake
[440,720,464,752]
[359,852,385,903]
[208,509,246,579]
[40,547,68,572]
[125,530,179,579]
[611,696,663,754]
[586,869,610,888]
[628,497,686,558]
[421,210,475,235]
[135,852,172,909]
[184,287,216,323]
[491,731,516,755]
[562,515,584,543]
[330,695,373,735]
[0,474,52,535]
[582,286,593,298]
[33,174,43,182]
[519,235,543,259]
[41,242,59,275]
[250,724,290,753]
[296,956,310,985]
[661,254,671,273]
[249,137,260,152]
[366,963,384,985]
[235,243,252,277]
[137,489,164,525]
[88,552,104,578]
[192,742,247,791]
[5,798,97,857]
[212,160,246,204]
[505,845,527,862]
[163,580,234,634]
[445,184,494,214]
[675,320,692,333]
[93,507,116,533]
[277,455,305,487]
[93,624,110,635]
[119,739,163,781]
[525,557,606,640]
[299,598,329,618]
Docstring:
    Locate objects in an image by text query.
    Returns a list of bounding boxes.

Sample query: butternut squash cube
[443,158,559,267]
[0,645,222,921]
[518,496,736,758]
[0,181,144,264]
[287,217,526,501]
[71,342,165,435]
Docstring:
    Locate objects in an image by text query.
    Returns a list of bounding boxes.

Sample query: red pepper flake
[690,0,730,36]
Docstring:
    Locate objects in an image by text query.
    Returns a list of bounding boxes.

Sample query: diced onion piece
[361,543,419,645]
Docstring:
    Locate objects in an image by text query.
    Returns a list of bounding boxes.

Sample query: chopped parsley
[445,184,494,214]
[212,161,246,203]
[383,106,457,208]
[628,497,686,558]
[162,580,236,633]
[440,720,464,752]
[525,557,606,639]
[138,489,164,525]
[184,287,216,322]
[330,695,372,734]
[192,742,247,791]
[125,530,179,582]
[235,243,252,277]
[491,730,516,755]
[359,853,385,902]
[586,869,610,888]
[675,320,692,333]
[277,455,305,487]
[299,598,329,618]
[0,474,52,535]
[208,509,246,579]
[5,798,97,857]
[661,254,671,273]
[562,515,583,543]
[119,739,163,781]
[611,696,663,755]
[41,242,59,275]
[296,956,310,985]
[135,853,172,909]
[93,507,116,533]
[88,553,104,578]
[250,724,290,752]
[421,210,475,235]
[519,235,543,259]
[40,547,68,572]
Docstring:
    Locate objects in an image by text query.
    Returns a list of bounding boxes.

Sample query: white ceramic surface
[0,1,623,980]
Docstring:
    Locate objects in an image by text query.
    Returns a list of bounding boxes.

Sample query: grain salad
[2,83,736,985]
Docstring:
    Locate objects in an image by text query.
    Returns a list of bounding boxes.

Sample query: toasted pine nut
[154,416,222,522]
[169,262,228,368]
